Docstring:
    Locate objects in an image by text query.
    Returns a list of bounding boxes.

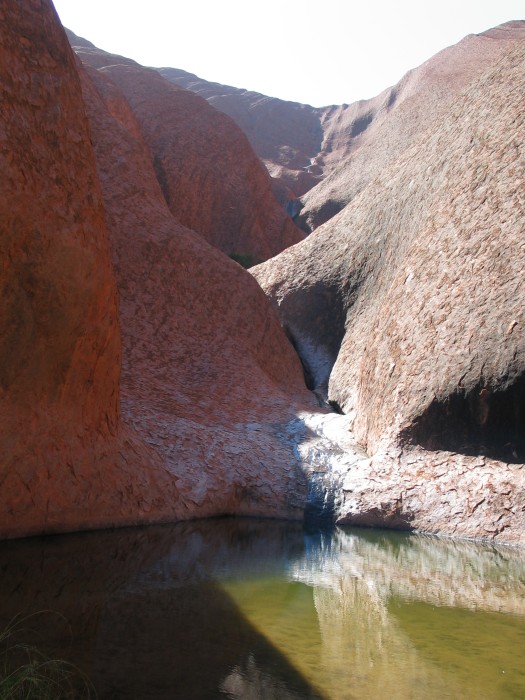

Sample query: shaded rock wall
[158,67,325,201]
[0,0,179,538]
[0,1,315,539]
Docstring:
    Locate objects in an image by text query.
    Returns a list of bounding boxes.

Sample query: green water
[0,519,524,699]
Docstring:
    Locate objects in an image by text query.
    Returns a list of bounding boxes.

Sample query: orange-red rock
[0,0,176,538]
[296,21,525,231]
[70,39,303,264]
[0,1,314,539]
[3,4,525,545]
[158,67,325,200]
[75,34,318,522]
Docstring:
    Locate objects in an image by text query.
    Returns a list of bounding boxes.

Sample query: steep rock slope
[0,2,316,539]
[158,67,325,201]
[253,40,525,542]
[159,23,525,234]
[68,34,302,264]
[74,42,319,522]
[0,0,182,538]
[297,21,525,231]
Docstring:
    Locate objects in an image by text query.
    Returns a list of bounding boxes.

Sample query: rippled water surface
[1,519,525,699]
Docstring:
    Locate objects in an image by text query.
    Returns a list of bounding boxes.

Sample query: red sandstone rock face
[4,6,525,544]
[253,40,525,542]
[77,56,316,523]
[157,67,325,200]
[0,2,313,539]
[0,0,175,538]
[68,39,302,264]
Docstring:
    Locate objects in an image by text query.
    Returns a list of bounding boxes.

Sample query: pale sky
[52,0,524,107]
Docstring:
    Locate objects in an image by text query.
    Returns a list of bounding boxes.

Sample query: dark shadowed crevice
[152,154,171,206]
[281,279,349,396]
[286,198,303,220]
[296,198,344,233]
[328,399,344,414]
[405,376,525,463]
[386,87,398,110]
[350,112,373,138]
[285,327,317,391]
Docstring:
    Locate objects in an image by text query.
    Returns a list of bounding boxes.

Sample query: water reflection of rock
[292,529,525,615]
[0,521,524,699]
[289,529,525,700]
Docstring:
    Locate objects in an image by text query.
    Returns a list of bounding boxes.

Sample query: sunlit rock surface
[68,32,303,265]
[73,40,322,523]
[2,4,525,543]
[158,23,525,236]
[253,39,525,543]
[296,21,525,232]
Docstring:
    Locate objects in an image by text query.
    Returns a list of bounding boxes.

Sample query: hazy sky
[52,0,523,107]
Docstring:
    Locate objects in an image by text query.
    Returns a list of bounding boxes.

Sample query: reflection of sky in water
[0,520,524,699]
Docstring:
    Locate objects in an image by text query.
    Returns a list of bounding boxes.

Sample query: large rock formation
[68,33,303,265]
[75,57,318,523]
[2,2,524,545]
[160,23,525,235]
[0,0,176,538]
[0,1,315,539]
[253,38,525,543]
[157,67,326,202]
[296,21,525,232]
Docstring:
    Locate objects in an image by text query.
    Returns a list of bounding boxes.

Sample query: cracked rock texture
[0,1,316,539]
[253,39,525,543]
[2,4,525,544]
[296,21,525,232]
[0,0,182,538]
[72,33,319,523]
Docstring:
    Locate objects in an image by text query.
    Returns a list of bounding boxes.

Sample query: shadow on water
[2,518,525,699]
[0,519,328,700]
